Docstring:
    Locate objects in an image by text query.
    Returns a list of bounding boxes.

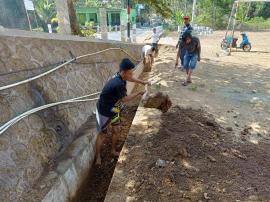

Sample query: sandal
[187,80,192,83]
[182,81,188,86]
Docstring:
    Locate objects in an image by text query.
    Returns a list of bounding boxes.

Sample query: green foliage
[141,0,173,18]
[81,28,95,37]
[242,17,270,30]
[175,11,184,26]
[80,20,96,37]
[32,0,56,23]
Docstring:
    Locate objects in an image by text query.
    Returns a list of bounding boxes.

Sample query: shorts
[183,53,198,70]
[96,109,111,133]
[95,109,121,133]
[180,47,187,65]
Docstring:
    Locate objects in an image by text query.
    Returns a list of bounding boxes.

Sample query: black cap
[119,58,135,71]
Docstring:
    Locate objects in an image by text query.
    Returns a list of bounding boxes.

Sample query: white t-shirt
[152,33,160,44]
[142,45,153,58]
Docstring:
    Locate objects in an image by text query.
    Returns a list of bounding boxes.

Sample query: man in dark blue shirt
[175,16,193,68]
[95,58,149,165]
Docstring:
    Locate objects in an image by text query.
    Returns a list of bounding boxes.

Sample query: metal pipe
[127,0,131,40]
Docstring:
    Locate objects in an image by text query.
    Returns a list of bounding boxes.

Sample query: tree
[33,0,56,24]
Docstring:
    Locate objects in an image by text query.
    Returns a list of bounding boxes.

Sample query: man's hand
[138,91,145,96]
[143,81,152,85]
[198,56,201,62]
[175,62,178,68]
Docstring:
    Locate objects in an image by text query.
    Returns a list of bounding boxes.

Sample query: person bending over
[176,33,201,86]
[95,58,149,165]
[141,45,156,71]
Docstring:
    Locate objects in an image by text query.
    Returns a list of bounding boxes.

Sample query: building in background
[0,0,29,30]
[76,7,137,30]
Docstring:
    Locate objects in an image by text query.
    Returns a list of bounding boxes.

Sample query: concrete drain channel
[71,100,141,202]
[71,88,171,202]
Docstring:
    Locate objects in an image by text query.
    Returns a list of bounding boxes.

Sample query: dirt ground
[74,31,270,202]
[156,31,270,142]
[107,106,270,201]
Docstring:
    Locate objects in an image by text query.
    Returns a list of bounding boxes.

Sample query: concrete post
[55,0,72,34]
[99,8,108,40]
[120,24,126,42]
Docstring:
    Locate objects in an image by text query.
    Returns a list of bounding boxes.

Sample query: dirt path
[154,31,270,144]
[105,106,270,201]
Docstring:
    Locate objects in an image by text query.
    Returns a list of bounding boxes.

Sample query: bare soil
[122,106,270,201]
[74,31,270,202]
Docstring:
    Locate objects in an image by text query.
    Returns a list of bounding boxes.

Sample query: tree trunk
[67,0,82,36]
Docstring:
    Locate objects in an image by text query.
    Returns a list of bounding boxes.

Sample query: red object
[127,5,130,14]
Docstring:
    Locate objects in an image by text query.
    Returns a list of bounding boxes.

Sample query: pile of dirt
[142,92,172,113]
[121,106,270,201]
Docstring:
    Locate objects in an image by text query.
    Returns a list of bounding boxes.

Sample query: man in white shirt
[141,45,156,72]
[144,28,161,55]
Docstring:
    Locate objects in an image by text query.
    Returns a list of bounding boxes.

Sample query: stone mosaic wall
[0,30,142,201]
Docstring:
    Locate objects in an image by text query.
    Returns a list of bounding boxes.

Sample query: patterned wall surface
[0,30,142,201]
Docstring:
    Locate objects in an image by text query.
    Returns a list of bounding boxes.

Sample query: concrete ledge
[40,129,96,202]
[104,107,162,202]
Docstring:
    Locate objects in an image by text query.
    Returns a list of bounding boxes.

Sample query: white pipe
[0,47,141,135]
[0,93,100,135]
[0,48,139,91]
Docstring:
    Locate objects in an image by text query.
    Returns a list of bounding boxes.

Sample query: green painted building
[76,7,137,27]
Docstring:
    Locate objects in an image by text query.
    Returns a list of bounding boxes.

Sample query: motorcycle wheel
[221,41,228,50]
[243,44,251,52]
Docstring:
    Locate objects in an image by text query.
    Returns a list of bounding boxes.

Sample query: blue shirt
[179,24,193,41]
[97,73,127,117]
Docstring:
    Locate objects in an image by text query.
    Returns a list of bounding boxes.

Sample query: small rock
[182,193,191,199]
[233,115,238,118]
[204,193,210,200]
[156,159,166,168]
[226,127,233,131]
[252,90,257,94]
[191,133,200,138]
[40,185,46,189]
[234,122,239,127]
[207,155,217,162]
[198,122,205,127]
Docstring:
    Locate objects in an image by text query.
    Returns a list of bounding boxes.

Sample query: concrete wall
[0,0,29,30]
[0,29,143,201]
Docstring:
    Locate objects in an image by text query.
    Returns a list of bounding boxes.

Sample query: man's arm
[127,77,149,85]
[175,48,181,67]
[197,40,201,61]
[198,46,201,61]
[121,91,144,103]
[144,35,152,41]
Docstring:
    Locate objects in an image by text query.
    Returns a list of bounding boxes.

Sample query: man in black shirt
[95,58,149,165]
